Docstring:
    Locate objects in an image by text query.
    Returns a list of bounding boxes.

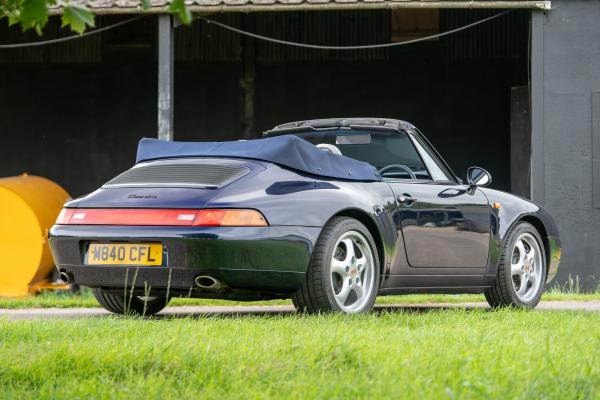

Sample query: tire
[485,221,547,309]
[92,288,170,316]
[292,217,380,313]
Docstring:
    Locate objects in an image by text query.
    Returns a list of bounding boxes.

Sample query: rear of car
[49,157,319,309]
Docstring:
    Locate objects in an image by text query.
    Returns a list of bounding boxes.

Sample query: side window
[409,133,453,182]
[302,130,433,181]
[368,134,432,181]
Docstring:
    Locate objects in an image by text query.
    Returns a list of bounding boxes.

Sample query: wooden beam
[530,10,545,204]
[241,15,256,139]
[157,14,174,141]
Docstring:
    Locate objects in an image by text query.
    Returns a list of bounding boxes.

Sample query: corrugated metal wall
[253,10,390,62]
[0,10,528,64]
[0,18,102,64]
[441,10,529,61]
[175,15,242,62]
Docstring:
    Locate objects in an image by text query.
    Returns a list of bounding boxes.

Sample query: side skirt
[380,273,495,289]
[378,286,489,295]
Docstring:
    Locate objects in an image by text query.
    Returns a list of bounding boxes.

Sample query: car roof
[134,135,382,182]
[263,118,416,136]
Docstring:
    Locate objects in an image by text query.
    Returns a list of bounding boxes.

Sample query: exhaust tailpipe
[59,271,72,283]
[194,275,222,290]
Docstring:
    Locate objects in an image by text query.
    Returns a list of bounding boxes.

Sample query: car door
[386,131,491,269]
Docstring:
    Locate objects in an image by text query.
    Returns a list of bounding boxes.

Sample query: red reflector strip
[56,208,75,224]
[55,208,268,227]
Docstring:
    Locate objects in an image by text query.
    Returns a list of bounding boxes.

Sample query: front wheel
[485,221,547,309]
[292,217,380,313]
[93,288,170,316]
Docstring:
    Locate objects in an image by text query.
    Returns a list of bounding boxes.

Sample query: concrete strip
[1,301,599,320]
[0,307,110,320]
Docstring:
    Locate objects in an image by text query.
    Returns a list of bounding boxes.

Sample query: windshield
[293,130,432,180]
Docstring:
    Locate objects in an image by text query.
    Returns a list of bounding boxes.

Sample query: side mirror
[466,166,492,187]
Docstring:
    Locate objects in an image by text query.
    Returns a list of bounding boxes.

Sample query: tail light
[55,208,268,227]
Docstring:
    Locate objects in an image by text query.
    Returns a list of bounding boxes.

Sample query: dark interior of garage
[0,10,529,197]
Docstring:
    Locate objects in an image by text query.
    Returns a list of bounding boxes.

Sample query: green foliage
[1,0,192,35]
[0,310,599,398]
[168,0,192,25]
[61,5,94,33]
[19,0,49,34]
[1,0,95,34]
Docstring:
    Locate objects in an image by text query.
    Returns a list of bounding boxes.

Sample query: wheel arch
[513,214,550,274]
[328,208,386,276]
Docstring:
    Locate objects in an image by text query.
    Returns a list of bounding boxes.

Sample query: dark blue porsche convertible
[49,118,561,315]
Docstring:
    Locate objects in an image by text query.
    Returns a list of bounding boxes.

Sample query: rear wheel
[485,221,547,309]
[292,217,380,313]
[92,288,170,316]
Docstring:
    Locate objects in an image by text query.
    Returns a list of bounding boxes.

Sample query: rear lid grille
[103,159,250,189]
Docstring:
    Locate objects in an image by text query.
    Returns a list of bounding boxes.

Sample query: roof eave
[47,1,552,16]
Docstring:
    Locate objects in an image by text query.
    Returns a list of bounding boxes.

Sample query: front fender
[479,188,561,282]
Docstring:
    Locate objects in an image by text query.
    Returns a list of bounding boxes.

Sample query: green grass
[1,309,599,399]
[1,286,599,309]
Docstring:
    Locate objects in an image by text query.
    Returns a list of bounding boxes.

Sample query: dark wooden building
[1,0,599,289]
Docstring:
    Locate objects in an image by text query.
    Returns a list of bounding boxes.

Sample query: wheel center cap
[350,267,358,278]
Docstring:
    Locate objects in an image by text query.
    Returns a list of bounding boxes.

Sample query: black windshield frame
[408,128,460,185]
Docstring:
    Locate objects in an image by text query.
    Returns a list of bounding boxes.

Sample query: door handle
[397,195,418,206]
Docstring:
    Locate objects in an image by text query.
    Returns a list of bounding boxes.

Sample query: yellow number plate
[86,243,163,266]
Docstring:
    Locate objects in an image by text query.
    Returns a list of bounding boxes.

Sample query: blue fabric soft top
[136,135,382,182]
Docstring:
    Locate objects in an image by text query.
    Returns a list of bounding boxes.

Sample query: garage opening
[0,9,531,196]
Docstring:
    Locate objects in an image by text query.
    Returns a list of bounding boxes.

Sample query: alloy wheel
[510,232,543,302]
[330,230,376,312]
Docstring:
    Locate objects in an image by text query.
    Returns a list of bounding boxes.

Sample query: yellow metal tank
[0,174,70,297]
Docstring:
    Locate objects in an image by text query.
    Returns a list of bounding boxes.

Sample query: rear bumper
[49,225,321,294]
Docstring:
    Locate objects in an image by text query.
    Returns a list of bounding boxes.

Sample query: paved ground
[1,301,599,320]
